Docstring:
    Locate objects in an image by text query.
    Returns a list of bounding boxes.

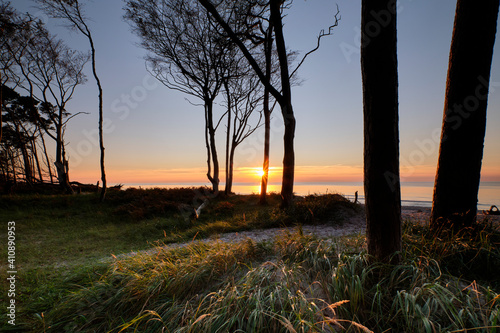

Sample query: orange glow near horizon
[69,164,500,186]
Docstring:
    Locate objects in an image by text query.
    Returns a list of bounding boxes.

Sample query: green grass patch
[1,189,498,332]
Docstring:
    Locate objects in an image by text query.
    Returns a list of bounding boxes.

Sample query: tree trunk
[0,74,3,143]
[361,0,401,263]
[224,80,232,195]
[55,108,73,194]
[31,138,43,183]
[280,101,295,209]
[14,123,33,184]
[20,144,32,184]
[88,33,107,202]
[270,0,295,209]
[260,25,273,205]
[260,98,271,204]
[226,143,237,195]
[39,128,54,183]
[431,0,499,230]
[7,147,17,183]
[205,99,219,193]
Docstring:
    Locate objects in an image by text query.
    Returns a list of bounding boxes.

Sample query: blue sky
[10,0,500,185]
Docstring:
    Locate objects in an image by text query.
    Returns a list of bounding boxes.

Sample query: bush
[109,187,212,220]
[212,201,235,218]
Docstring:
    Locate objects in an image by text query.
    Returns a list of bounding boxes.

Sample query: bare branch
[290,4,340,79]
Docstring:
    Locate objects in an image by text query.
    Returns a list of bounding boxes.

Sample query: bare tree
[31,38,89,193]
[37,0,107,201]
[361,0,401,263]
[1,1,31,143]
[431,0,499,230]
[222,70,263,194]
[125,0,233,193]
[3,11,88,193]
[198,0,338,208]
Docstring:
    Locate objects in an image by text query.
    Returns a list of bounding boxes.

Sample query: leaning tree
[3,14,88,193]
[431,0,499,230]
[36,0,107,201]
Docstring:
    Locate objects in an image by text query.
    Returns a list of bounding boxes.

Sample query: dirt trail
[106,206,500,262]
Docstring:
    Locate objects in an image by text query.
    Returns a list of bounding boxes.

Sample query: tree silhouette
[37,0,107,201]
[125,0,234,193]
[3,14,88,193]
[1,84,55,185]
[431,0,499,230]
[361,0,401,263]
[222,68,263,194]
[198,0,338,207]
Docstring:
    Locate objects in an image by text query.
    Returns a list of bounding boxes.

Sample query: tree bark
[224,79,232,195]
[31,137,43,182]
[87,28,107,202]
[361,0,401,263]
[7,146,16,183]
[226,143,236,195]
[270,0,295,209]
[260,97,271,204]
[39,127,53,183]
[55,107,73,194]
[1,73,3,143]
[260,25,273,205]
[431,0,499,230]
[205,99,219,193]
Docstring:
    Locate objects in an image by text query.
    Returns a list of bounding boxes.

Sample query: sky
[9,0,500,187]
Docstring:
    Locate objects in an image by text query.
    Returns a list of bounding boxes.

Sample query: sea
[122,181,500,210]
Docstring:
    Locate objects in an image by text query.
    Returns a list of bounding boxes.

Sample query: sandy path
[108,206,500,261]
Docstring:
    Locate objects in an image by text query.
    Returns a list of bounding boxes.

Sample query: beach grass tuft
[1,188,499,332]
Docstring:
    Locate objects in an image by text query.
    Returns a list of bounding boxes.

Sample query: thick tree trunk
[280,102,295,208]
[361,0,401,263]
[431,0,499,230]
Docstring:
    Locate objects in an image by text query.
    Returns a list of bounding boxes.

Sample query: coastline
[400,205,500,226]
[121,182,499,211]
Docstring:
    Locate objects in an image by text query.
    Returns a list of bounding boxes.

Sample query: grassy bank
[0,188,499,332]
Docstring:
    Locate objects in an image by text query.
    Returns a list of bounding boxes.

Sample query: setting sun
[256,169,265,178]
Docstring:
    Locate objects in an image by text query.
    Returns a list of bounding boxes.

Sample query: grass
[0,187,499,332]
